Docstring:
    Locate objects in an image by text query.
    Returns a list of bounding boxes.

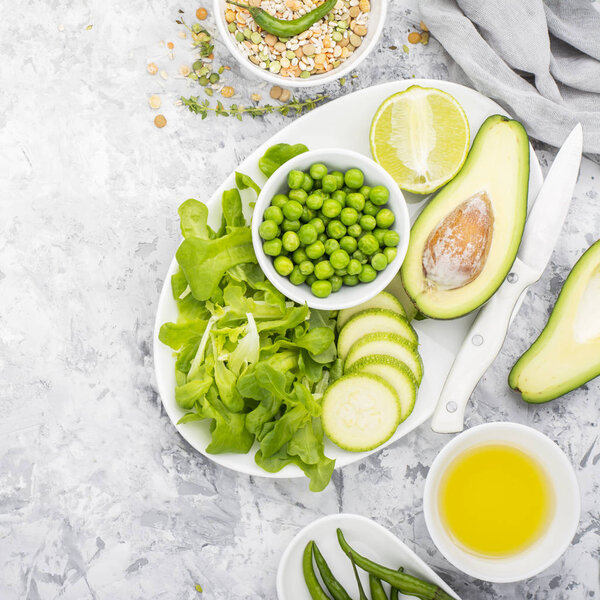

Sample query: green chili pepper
[390,568,404,600]
[227,0,337,37]
[312,542,353,600]
[336,529,455,600]
[302,541,332,600]
[350,555,368,600]
[369,575,388,600]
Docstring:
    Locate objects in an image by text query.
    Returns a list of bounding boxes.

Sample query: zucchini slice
[322,373,401,452]
[337,309,418,362]
[337,291,406,330]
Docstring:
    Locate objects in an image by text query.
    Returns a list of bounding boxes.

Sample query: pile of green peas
[258,163,400,298]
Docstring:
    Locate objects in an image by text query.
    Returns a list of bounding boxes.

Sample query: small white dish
[252,147,410,310]
[423,422,580,583]
[276,513,460,599]
[213,0,387,88]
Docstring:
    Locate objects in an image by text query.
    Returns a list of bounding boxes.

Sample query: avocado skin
[509,240,600,403]
[401,114,530,320]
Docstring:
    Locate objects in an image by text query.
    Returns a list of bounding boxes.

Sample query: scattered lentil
[147,62,158,75]
[251,93,262,101]
[408,31,421,44]
[196,7,208,20]
[179,64,191,76]
[221,86,235,97]
[154,114,167,128]
[270,85,283,99]
[149,95,162,109]
[167,41,175,49]
[279,88,291,102]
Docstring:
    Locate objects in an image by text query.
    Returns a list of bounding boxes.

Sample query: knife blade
[430,123,583,434]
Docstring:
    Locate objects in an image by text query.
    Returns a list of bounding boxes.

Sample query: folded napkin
[419,0,600,159]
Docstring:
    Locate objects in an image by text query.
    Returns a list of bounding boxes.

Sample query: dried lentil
[147,62,158,75]
[149,95,162,109]
[154,114,167,128]
[408,31,422,44]
[196,7,208,20]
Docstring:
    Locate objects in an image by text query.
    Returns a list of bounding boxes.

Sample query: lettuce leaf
[258,143,309,178]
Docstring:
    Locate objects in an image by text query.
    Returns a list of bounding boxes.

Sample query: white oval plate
[276,513,460,599]
[153,79,544,478]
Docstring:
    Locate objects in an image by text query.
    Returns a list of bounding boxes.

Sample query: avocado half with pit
[401,115,530,319]
[509,240,600,403]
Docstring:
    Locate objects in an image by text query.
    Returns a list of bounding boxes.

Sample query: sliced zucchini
[337,309,418,362]
[344,332,424,385]
[322,373,401,452]
[348,355,417,422]
[337,291,407,330]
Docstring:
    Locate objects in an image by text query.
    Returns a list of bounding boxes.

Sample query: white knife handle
[430,258,540,434]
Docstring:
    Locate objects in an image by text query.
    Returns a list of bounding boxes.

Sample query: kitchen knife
[431,123,583,434]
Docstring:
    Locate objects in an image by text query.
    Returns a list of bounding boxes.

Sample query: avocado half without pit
[509,239,600,403]
[401,114,530,320]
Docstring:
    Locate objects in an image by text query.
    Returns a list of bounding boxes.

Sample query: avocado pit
[422,191,494,290]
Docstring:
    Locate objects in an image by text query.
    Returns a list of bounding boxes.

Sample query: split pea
[154,114,167,128]
[148,95,161,109]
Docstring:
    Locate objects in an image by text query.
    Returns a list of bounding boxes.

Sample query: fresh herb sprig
[181,94,329,120]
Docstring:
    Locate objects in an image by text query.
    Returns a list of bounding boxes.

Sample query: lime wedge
[370,86,470,194]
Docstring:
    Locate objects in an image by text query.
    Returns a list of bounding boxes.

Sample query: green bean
[312,542,353,600]
[390,568,405,600]
[302,541,331,600]
[350,555,368,600]
[336,529,455,600]
[369,575,387,600]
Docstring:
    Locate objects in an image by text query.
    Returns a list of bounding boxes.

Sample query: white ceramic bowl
[423,422,580,583]
[276,513,460,600]
[213,0,387,88]
[251,147,410,310]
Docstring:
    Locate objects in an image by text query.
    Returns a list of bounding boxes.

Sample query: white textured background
[0,1,599,599]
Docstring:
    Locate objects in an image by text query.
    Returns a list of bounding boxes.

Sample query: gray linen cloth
[419,0,600,158]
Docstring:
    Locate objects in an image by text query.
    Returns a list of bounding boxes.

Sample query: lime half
[370,86,470,194]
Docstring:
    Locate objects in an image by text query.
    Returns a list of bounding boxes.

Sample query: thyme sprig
[181,95,329,120]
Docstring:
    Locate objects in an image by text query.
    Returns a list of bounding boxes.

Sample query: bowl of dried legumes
[214,0,386,86]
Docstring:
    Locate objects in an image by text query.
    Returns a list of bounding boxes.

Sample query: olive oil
[438,443,554,557]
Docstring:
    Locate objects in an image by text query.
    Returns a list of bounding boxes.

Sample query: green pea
[321,174,338,193]
[327,220,346,239]
[373,228,387,246]
[289,188,307,204]
[309,163,328,180]
[370,185,390,205]
[317,232,328,244]
[359,264,377,282]
[274,255,294,277]
[289,266,306,285]
[376,208,395,228]
[353,249,368,264]
[300,207,315,223]
[228,22,238,32]
[293,248,308,264]
[259,219,279,240]
[360,214,376,231]
[306,193,324,210]
[358,233,379,255]
[343,274,359,286]
[330,249,350,270]
[272,193,288,208]
[282,219,300,232]
[312,279,332,298]
[301,173,314,192]
[309,217,325,234]
[347,223,362,238]
[363,200,378,216]
[264,205,283,225]
[306,274,317,286]
[359,185,372,198]
[331,190,346,206]
[342,185,353,194]
[322,199,342,218]
[299,260,314,275]
[330,275,343,292]
[384,230,400,247]
[288,170,305,190]
[340,235,358,254]
[324,239,340,255]
[263,239,282,256]
[314,260,334,280]
[298,223,318,245]
[345,192,365,212]
[282,200,303,220]
[282,230,300,252]
[347,258,362,275]
[344,168,364,189]
[340,207,358,226]
[384,247,397,263]
[334,268,348,277]
[371,252,388,271]
[306,240,325,260]
[331,171,345,189]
